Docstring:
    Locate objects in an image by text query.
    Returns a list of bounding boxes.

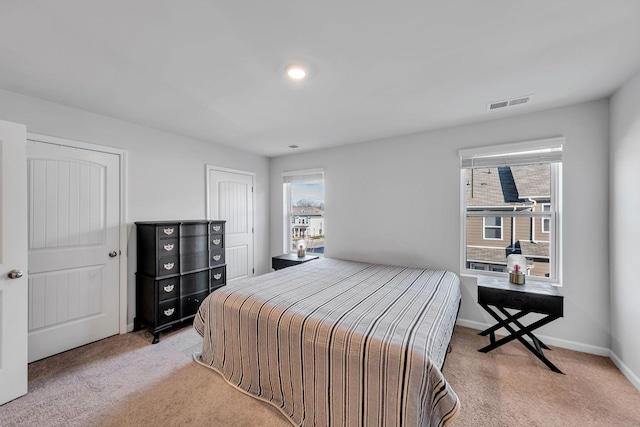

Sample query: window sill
[460,269,561,287]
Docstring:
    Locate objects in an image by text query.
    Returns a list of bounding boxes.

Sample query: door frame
[205,165,256,278]
[26,132,129,335]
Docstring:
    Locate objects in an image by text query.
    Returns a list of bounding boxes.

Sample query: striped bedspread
[194,258,461,427]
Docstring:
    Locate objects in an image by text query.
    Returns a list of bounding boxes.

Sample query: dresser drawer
[157,277,179,301]
[478,286,563,317]
[157,299,179,325]
[210,249,225,266]
[157,225,179,239]
[181,235,208,254]
[210,266,225,289]
[182,223,208,237]
[181,270,209,296]
[210,235,224,250]
[156,256,179,277]
[158,238,179,258]
[181,290,208,318]
[181,251,209,272]
[210,222,224,234]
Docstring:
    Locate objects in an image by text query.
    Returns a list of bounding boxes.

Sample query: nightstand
[272,253,319,270]
[477,275,564,374]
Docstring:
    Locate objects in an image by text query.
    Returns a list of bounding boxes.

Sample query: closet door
[27,139,120,362]
[208,167,254,282]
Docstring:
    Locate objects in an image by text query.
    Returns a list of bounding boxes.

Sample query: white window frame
[282,168,325,255]
[459,137,563,284]
[483,216,503,240]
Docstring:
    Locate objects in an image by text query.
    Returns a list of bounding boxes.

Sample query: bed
[194,258,461,427]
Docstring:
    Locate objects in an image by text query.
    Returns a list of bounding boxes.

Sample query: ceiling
[1,1,639,157]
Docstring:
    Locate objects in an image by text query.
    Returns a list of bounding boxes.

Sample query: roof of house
[292,206,324,216]
[466,247,509,265]
[466,164,550,208]
[511,164,551,199]
[467,240,549,267]
[517,240,550,258]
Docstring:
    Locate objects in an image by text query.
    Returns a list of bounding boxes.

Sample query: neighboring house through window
[459,138,563,281]
[282,169,325,256]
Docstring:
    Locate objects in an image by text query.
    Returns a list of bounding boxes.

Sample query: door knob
[8,269,23,279]
[109,251,118,258]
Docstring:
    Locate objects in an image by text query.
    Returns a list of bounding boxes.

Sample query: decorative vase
[509,271,525,285]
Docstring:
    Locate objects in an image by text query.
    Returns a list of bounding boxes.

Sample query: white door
[208,168,254,282]
[0,120,28,405]
[26,139,120,362]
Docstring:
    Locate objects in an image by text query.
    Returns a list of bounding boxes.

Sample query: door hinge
[252,268,255,274]
[252,227,254,233]
[252,186,254,193]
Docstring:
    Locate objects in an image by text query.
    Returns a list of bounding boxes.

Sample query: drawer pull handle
[163,244,174,251]
[163,284,175,292]
[213,255,221,261]
[163,262,175,270]
[212,225,221,232]
[164,308,175,316]
[213,273,222,280]
[212,239,221,245]
[163,228,175,235]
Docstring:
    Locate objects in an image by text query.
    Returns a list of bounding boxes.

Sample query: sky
[291,182,324,206]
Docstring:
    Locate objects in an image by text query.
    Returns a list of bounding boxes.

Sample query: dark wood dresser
[134,220,226,343]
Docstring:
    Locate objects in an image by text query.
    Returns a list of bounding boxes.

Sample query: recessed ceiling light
[286,65,307,80]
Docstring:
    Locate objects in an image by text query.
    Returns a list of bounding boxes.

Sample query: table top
[135,219,225,225]
[272,253,320,262]
[477,274,563,298]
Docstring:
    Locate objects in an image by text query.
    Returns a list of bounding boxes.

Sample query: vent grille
[489,101,509,110]
[488,95,533,111]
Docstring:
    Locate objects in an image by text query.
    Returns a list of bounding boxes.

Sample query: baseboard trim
[455,319,490,332]
[610,351,640,392]
[126,322,134,333]
[455,319,610,356]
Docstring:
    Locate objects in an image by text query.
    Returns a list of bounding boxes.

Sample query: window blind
[459,137,563,168]
[282,168,324,183]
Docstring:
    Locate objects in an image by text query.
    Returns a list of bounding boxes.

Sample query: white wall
[610,71,640,389]
[270,99,611,354]
[0,88,270,328]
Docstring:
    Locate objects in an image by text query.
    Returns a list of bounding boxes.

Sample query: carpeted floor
[1,324,639,426]
[445,327,640,426]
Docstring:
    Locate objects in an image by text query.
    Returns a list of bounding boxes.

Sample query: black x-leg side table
[477,275,564,374]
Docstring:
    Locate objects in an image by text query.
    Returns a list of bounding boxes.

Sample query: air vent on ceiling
[487,95,533,111]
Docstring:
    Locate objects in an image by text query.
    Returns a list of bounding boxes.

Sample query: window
[483,216,503,239]
[282,169,325,256]
[541,203,551,233]
[459,138,563,281]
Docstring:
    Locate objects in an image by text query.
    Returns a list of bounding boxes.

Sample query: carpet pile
[1,324,639,426]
